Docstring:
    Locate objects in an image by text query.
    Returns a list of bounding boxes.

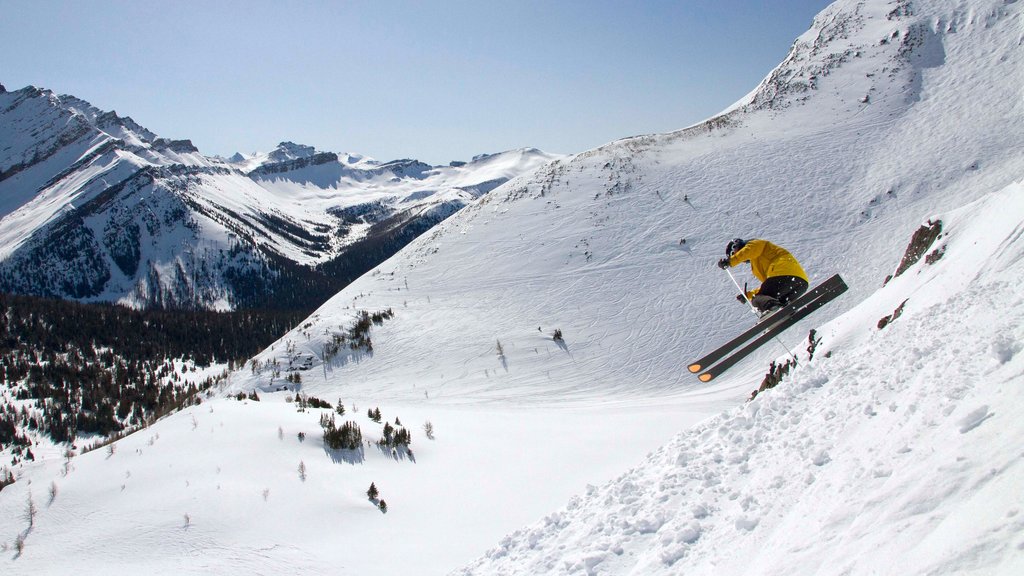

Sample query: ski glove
[717,258,730,270]
[736,294,747,304]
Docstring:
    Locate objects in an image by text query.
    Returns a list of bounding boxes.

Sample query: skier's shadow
[675,237,695,256]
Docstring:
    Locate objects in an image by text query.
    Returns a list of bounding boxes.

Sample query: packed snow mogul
[717,238,809,314]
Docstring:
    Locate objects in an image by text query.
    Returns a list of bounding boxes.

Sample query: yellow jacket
[728,239,808,294]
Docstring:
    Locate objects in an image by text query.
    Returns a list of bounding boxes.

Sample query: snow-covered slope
[236,0,1023,403]
[0,85,558,309]
[459,181,1024,575]
[1,0,1021,574]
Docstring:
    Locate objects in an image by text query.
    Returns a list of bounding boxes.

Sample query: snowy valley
[1,0,1023,575]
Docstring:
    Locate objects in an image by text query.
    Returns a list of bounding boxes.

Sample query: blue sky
[1,0,832,165]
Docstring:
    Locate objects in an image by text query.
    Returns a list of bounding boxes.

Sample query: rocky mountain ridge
[0,85,559,310]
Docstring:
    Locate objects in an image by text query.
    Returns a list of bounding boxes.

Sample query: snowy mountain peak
[471,147,548,165]
[343,152,368,165]
[25,87,161,146]
[68,100,160,145]
[735,0,940,114]
[267,141,318,162]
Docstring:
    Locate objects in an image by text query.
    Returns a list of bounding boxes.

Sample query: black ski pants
[751,275,809,312]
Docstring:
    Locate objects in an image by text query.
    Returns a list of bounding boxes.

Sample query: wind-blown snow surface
[2,0,1023,574]
[459,182,1024,575]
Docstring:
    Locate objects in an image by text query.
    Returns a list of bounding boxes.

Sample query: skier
[717,238,809,315]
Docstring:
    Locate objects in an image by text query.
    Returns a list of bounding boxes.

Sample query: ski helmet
[726,238,747,257]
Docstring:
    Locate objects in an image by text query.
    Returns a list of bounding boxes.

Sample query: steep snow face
[458,181,1024,576]
[0,87,244,307]
[0,88,121,224]
[0,87,561,308]
[238,0,1023,403]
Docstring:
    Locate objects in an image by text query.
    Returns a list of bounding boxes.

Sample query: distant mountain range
[0,84,560,311]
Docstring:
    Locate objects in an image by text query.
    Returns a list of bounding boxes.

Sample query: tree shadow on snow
[327,348,374,371]
[375,443,416,463]
[12,525,33,559]
[323,445,365,465]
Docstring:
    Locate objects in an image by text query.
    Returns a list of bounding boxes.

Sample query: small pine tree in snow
[307,396,331,409]
[24,494,37,527]
[0,467,15,492]
[322,415,363,450]
[298,461,307,482]
[340,421,363,449]
[393,427,411,446]
[424,421,435,440]
[378,499,388,513]
[367,482,379,500]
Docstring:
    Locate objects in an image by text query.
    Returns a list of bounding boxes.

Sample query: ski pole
[724,267,759,317]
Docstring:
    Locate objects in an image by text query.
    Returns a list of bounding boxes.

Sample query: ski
[687,274,847,374]
[696,277,848,382]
